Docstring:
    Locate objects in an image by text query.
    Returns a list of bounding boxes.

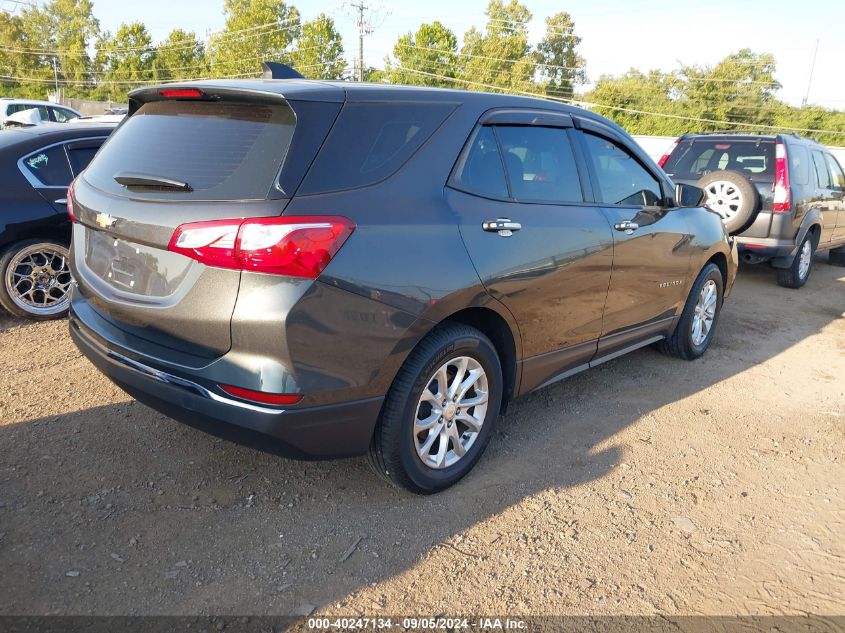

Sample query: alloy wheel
[4,243,72,316]
[798,239,812,280]
[691,279,718,347]
[413,356,489,469]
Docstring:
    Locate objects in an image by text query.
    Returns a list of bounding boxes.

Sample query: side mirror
[675,182,706,208]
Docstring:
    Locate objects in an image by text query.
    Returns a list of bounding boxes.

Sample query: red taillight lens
[219,384,302,406]
[168,216,355,279]
[657,139,679,169]
[168,219,241,269]
[773,140,791,213]
[160,88,203,99]
[67,179,76,223]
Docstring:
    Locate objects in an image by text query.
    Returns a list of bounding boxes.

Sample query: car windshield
[663,138,775,180]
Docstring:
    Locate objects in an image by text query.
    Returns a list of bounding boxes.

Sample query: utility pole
[348,1,373,82]
[802,39,819,107]
[52,56,59,102]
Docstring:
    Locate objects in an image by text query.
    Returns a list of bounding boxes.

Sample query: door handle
[54,198,67,205]
[482,218,522,236]
[614,220,639,234]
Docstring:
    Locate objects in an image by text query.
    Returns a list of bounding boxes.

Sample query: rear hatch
[70,85,342,358]
[663,137,776,210]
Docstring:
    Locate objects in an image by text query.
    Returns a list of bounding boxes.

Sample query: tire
[659,263,723,361]
[829,246,845,267]
[697,171,760,235]
[367,323,503,494]
[0,239,72,320]
[776,233,815,289]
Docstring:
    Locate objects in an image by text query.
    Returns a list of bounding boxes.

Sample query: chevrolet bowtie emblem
[96,213,118,229]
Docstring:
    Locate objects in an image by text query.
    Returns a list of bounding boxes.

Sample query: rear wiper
[113,171,192,192]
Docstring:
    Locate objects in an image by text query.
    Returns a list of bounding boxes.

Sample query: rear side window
[811,151,830,188]
[67,140,105,176]
[83,100,296,200]
[581,132,662,206]
[299,102,455,195]
[664,139,774,180]
[452,126,508,199]
[788,145,810,186]
[496,126,583,203]
[21,145,72,186]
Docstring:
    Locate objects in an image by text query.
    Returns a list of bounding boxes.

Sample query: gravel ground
[0,258,843,617]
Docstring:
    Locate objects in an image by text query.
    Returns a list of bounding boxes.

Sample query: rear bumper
[69,308,382,459]
[735,236,796,259]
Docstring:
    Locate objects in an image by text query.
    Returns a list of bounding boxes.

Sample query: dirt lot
[0,258,843,617]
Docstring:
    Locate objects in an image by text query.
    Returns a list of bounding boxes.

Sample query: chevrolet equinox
[68,80,737,493]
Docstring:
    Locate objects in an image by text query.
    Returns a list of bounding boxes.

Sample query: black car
[68,80,737,493]
[660,133,845,288]
[0,121,116,318]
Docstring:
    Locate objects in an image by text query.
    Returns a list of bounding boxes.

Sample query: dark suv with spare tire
[68,79,737,493]
[660,133,845,288]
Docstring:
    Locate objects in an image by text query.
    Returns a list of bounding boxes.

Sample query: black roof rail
[261,61,304,80]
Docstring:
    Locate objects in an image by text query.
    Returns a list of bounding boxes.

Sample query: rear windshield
[298,101,456,195]
[83,100,295,200]
[663,139,775,180]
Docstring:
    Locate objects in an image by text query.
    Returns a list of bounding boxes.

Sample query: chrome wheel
[4,243,72,316]
[704,181,743,220]
[413,356,489,470]
[798,239,812,280]
[691,279,718,347]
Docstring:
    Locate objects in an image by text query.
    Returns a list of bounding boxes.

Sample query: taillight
[219,384,302,406]
[658,139,679,169]
[773,140,791,213]
[67,179,76,223]
[168,216,355,279]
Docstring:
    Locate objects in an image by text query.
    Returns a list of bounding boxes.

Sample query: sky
[82,0,845,108]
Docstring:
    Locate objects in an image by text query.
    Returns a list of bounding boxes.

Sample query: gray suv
[68,80,737,493]
[661,133,845,288]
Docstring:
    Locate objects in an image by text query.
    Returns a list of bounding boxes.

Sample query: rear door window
[451,126,508,199]
[811,151,831,189]
[83,100,296,200]
[581,132,663,206]
[299,101,456,195]
[21,145,72,187]
[495,126,583,203]
[824,154,845,190]
[664,139,775,180]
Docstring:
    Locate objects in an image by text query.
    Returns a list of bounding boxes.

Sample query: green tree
[94,22,156,101]
[385,21,459,87]
[681,49,781,131]
[0,11,52,99]
[536,12,585,99]
[18,0,100,98]
[289,13,344,79]
[459,0,536,93]
[153,29,207,82]
[209,0,300,77]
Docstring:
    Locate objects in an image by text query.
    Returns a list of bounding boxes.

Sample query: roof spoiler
[261,62,304,80]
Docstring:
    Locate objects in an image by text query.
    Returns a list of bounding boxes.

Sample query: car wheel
[829,245,845,267]
[697,171,759,235]
[367,323,503,494]
[0,239,72,320]
[776,234,814,289]
[659,263,723,361]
